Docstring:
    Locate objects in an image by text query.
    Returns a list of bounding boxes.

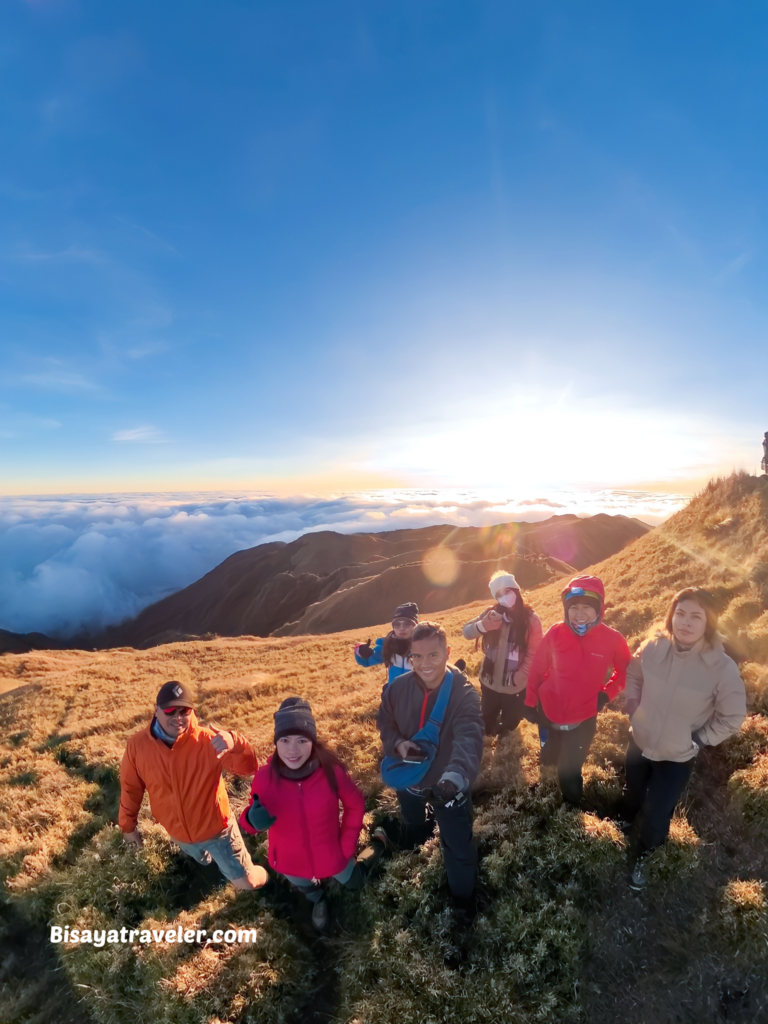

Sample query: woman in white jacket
[620,587,746,890]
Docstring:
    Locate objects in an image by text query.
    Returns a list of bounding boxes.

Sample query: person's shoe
[450,892,477,930]
[628,860,648,892]
[199,851,213,865]
[371,825,396,851]
[311,898,330,932]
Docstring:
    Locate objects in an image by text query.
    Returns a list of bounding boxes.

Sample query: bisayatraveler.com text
[50,925,258,946]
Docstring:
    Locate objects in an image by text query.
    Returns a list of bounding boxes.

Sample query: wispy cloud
[15,245,104,264]
[22,369,99,392]
[112,425,168,443]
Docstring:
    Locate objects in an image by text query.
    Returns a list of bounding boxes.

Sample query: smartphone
[402,750,427,764]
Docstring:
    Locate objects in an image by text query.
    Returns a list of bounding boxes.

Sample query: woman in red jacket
[525,575,631,807]
[239,697,366,931]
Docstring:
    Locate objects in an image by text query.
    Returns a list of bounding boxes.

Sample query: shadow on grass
[0,894,98,1024]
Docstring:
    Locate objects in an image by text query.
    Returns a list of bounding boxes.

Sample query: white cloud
[0,488,687,638]
[112,426,168,443]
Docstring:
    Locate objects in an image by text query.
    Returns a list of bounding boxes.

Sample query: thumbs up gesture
[210,728,234,759]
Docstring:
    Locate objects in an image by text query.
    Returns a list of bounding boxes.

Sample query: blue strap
[379,670,454,790]
[409,670,454,749]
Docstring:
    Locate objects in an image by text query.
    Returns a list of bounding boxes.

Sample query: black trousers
[622,737,694,858]
[397,789,477,899]
[540,716,597,806]
[480,685,528,736]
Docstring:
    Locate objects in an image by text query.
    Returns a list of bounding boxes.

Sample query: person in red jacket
[239,696,366,932]
[525,576,631,807]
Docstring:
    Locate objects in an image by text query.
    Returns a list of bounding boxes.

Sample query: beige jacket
[462,609,543,694]
[626,633,746,762]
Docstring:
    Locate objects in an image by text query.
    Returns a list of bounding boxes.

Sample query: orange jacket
[119,713,258,844]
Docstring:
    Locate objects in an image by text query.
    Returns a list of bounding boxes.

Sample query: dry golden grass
[2,472,768,1024]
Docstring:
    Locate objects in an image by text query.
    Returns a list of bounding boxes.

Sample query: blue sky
[1,0,767,495]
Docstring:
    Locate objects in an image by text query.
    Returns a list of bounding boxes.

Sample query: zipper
[298,782,314,877]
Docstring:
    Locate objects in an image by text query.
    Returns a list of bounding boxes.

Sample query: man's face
[410,635,451,689]
[567,602,599,627]
[155,704,194,738]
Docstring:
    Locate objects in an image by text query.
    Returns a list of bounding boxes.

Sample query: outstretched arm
[354,637,385,668]
[217,731,259,775]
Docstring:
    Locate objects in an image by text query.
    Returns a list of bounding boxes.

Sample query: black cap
[156,680,195,710]
[393,602,419,623]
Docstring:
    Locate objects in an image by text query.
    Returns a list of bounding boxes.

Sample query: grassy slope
[1,474,767,1024]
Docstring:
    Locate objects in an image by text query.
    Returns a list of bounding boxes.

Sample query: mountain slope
[1,474,767,1024]
[98,513,650,648]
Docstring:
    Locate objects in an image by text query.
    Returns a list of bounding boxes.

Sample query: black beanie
[273,697,317,743]
[393,602,419,623]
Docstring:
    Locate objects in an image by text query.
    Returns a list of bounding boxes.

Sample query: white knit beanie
[489,571,520,599]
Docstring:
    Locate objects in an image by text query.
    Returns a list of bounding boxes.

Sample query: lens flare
[422,546,460,587]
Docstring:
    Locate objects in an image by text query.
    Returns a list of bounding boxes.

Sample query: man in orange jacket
[119,680,267,889]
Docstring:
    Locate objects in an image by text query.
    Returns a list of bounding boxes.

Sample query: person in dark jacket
[377,621,484,920]
[525,575,631,807]
[239,697,366,932]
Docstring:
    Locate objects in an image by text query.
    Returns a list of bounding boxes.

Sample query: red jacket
[239,758,365,879]
[525,622,631,725]
[119,714,258,844]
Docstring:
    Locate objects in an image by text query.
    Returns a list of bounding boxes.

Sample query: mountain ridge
[92,512,650,648]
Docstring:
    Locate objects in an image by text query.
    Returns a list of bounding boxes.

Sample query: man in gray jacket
[377,621,484,919]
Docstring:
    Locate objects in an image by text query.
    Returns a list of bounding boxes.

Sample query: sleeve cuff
[440,770,468,792]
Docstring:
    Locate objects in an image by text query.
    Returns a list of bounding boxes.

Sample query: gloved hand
[597,691,610,711]
[432,779,459,805]
[356,638,374,659]
[245,795,277,831]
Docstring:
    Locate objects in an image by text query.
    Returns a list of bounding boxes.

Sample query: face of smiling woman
[409,634,451,690]
[276,734,313,769]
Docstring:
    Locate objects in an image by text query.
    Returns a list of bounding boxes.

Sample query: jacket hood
[561,575,605,604]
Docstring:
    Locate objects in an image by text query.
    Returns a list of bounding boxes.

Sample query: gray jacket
[377,665,484,791]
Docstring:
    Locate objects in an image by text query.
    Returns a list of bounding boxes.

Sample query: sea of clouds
[0,488,687,638]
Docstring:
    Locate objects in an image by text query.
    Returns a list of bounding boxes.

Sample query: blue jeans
[282,856,357,903]
[174,819,254,882]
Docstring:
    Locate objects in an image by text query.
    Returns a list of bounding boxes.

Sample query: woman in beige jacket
[621,587,746,890]
[462,571,543,739]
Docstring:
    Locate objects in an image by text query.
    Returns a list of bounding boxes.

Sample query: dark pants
[397,789,477,899]
[540,716,597,806]
[480,686,528,736]
[622,737,694,859]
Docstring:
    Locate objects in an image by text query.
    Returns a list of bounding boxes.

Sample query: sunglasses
[161,706,193,717]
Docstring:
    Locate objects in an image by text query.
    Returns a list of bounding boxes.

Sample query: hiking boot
[199,851,213,866]
[628,860,648,892]
[449,892,477,930]
[311,898,330,932]
[371,825,396,852]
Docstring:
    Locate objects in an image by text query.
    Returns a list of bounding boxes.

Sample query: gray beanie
[274,697,317,743]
